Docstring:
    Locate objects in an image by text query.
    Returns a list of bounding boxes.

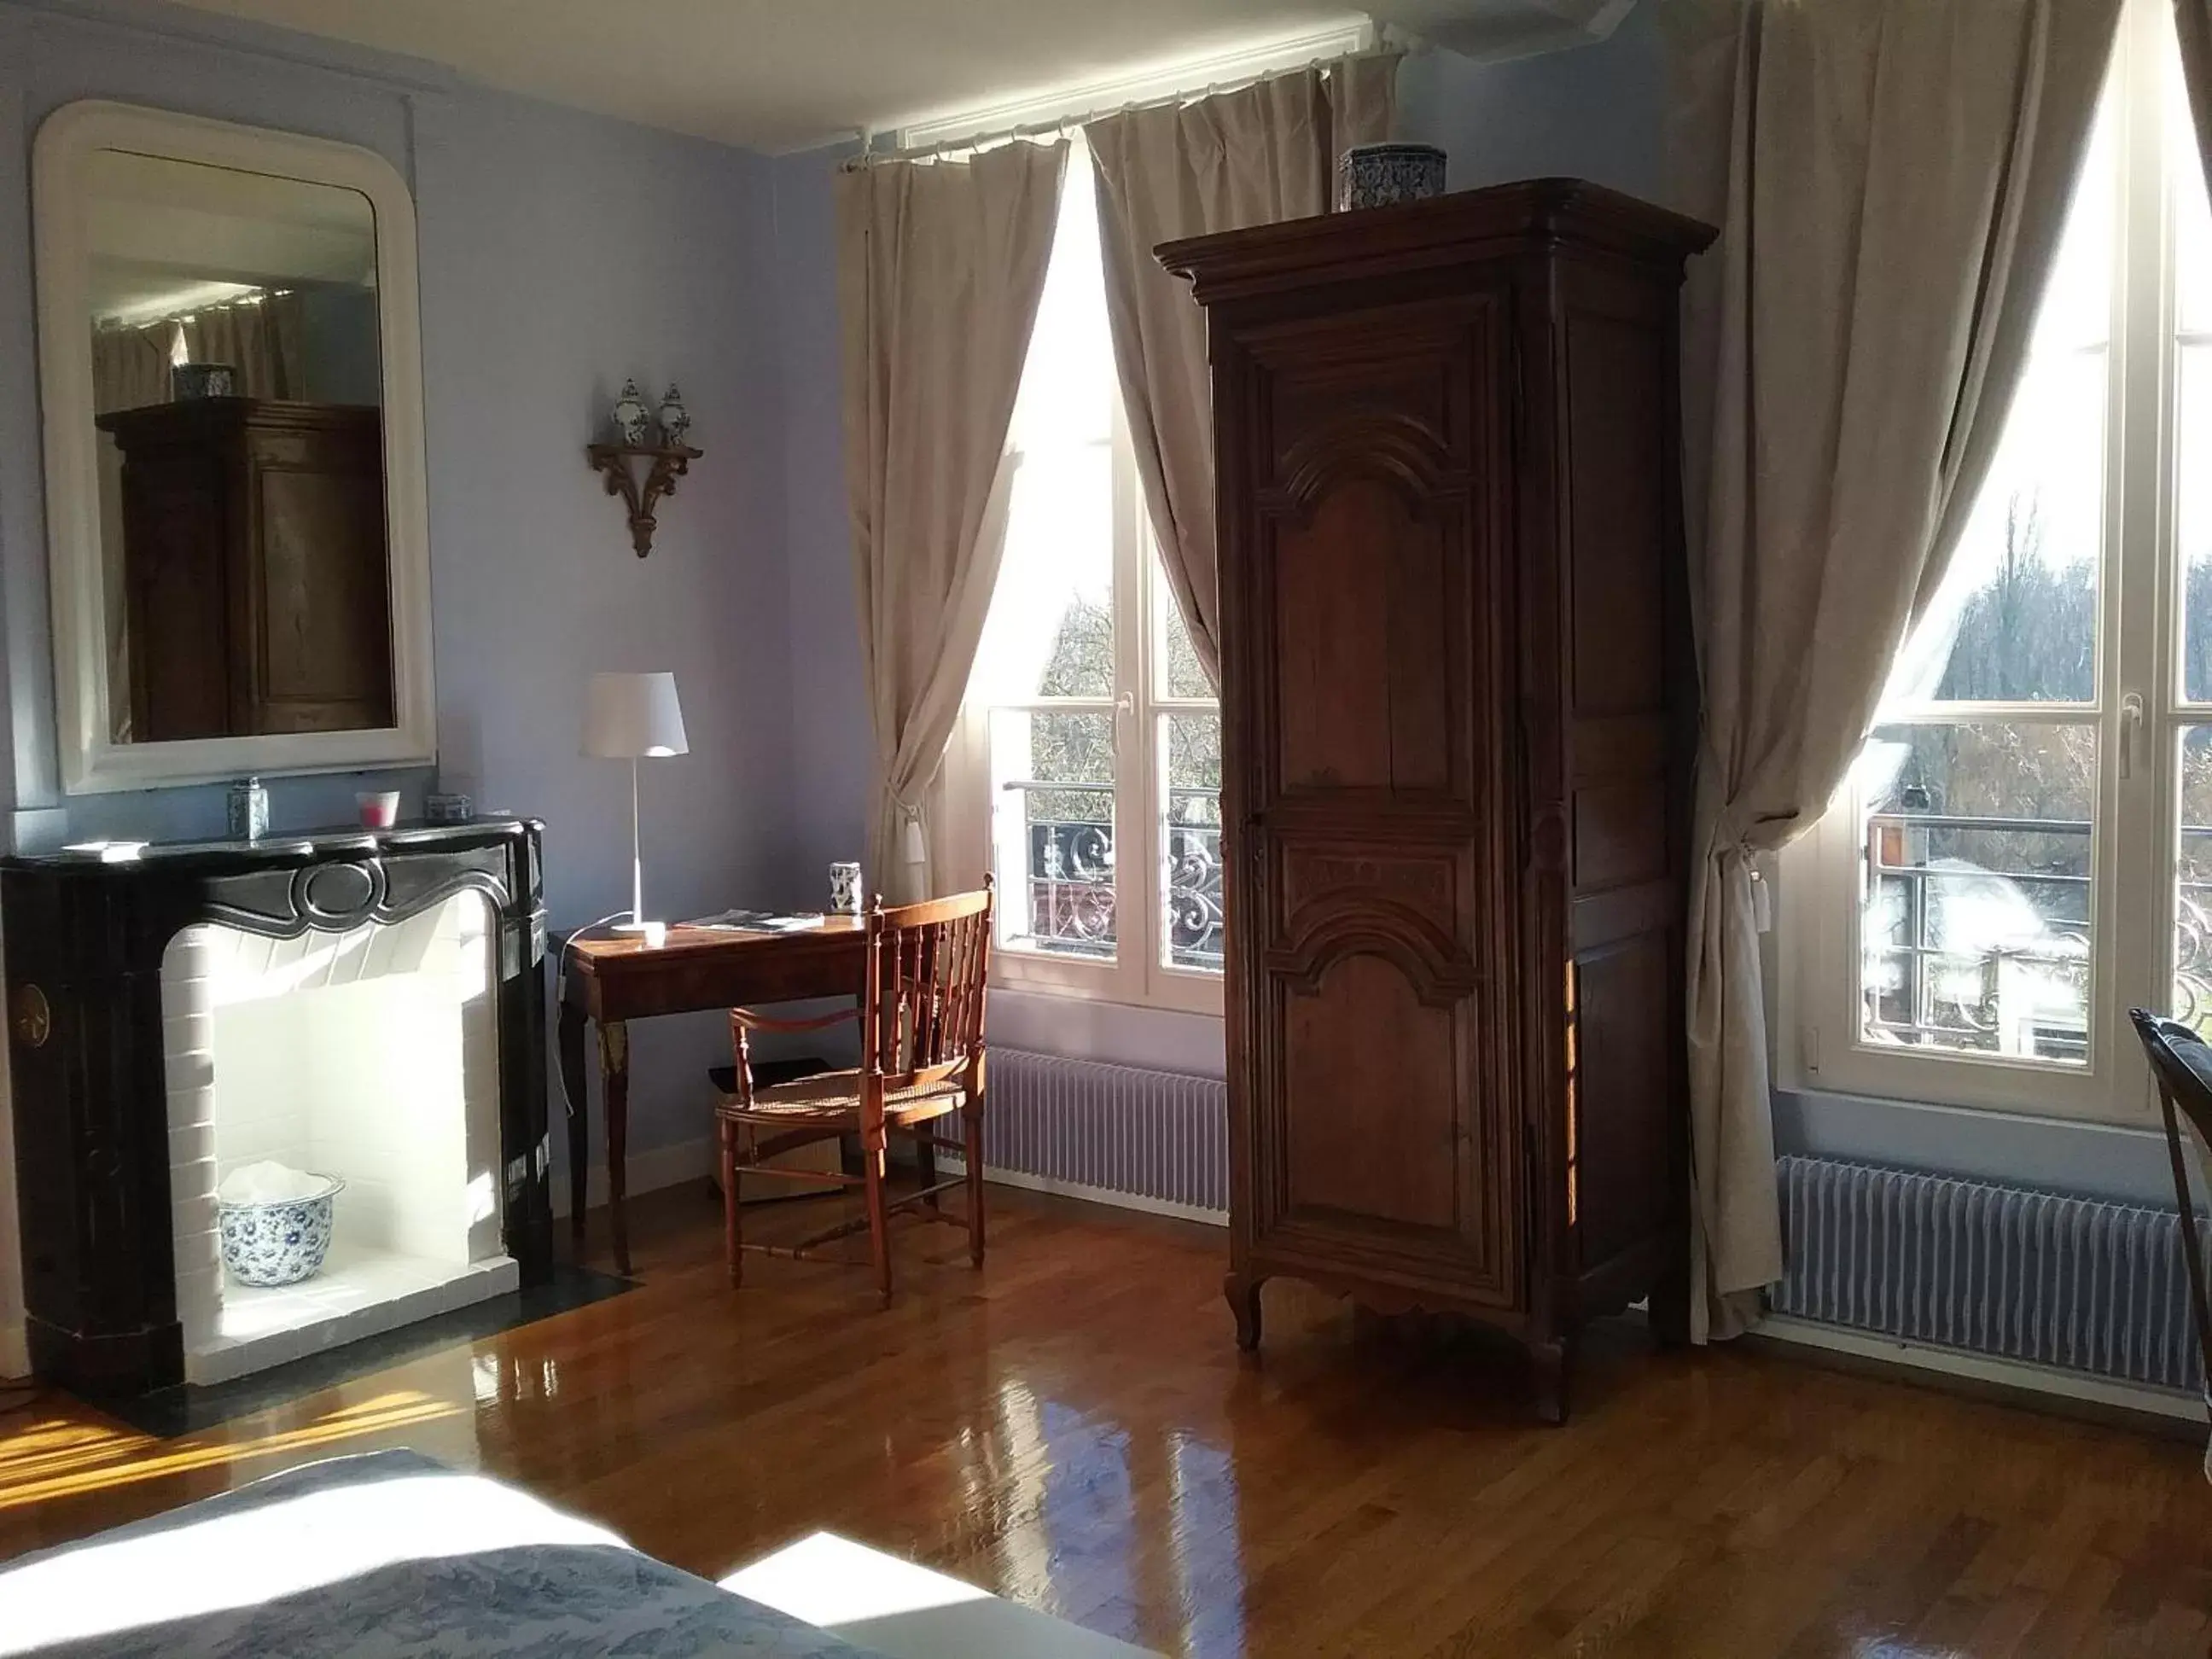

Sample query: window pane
[2180,348,2212,701]
[2032,80,2113,357]
[989,708,1116,961]
[1007,142,1113,451]
[1909,347,2104,705]
[2174,728,2212,1033]
[1856,722,2096,1064]
[2172,15,2212,339]
[987,445,1114,699]
[1883,84,2110,712]
[981,136,1117,704]
[1158,713,1223,974]
[1156,566,1213,700]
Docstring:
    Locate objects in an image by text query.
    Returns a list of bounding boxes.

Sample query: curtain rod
[847,39,1411,170]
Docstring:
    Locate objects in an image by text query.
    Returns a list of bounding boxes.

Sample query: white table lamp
[584,671,689,934]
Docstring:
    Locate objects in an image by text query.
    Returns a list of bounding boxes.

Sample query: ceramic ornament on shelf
[611,378,650,445]
[657,384,691,449]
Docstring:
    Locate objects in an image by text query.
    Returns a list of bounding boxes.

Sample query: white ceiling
[163,0,1630,154]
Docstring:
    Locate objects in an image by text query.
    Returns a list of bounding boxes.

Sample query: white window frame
[1780,0,2194,1124]
[981,398,1225,1017]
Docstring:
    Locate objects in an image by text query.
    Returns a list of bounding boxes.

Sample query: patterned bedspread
[0,1450,880,1658]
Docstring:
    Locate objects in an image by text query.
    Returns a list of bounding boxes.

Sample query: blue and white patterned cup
[829,861,863,916]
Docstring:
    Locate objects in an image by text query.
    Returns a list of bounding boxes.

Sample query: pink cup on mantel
[356,790,401,829]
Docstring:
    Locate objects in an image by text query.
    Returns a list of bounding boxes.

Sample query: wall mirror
[34,102,434,795]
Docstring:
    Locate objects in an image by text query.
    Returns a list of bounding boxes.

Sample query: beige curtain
[1086,54,1399,691]
[183,295,304,399]
[90,321,178,415]
[840,139,1068,903]
[90,320,180,743]
[1679,0,2123,1342]
[2182,3,2212,189]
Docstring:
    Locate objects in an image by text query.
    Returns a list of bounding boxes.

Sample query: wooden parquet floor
[3,1185,2209,1656]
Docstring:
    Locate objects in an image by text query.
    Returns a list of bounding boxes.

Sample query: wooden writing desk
[557,917,866,1274]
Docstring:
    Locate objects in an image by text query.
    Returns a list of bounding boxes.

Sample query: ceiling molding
[893,20,1371,152]
[1361,0,1637,63]
[149,0,1632,153]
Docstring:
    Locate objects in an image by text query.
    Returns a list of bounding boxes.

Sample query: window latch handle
[2121,691,2145,780]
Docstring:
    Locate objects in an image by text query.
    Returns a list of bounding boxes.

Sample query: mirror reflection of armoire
[1161,179,1715,1422]
[96,397,391,742]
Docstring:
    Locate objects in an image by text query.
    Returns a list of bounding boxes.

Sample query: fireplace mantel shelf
[15,815,538,867]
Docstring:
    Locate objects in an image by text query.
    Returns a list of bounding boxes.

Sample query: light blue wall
[1396,3,1668,201]
[0,0,798,1221]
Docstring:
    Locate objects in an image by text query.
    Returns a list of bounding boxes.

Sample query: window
[968,138,1224,1011]
[1784,0,2212,1119]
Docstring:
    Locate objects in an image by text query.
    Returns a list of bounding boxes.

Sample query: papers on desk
[681,908,825,934]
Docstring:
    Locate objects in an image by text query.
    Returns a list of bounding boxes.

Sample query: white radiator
[950,1047,1228,1225]
[1772,1154,2207,1392]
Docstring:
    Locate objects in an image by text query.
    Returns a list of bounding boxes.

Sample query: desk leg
[601,1020,632,1276]
[557,1004,588,1244]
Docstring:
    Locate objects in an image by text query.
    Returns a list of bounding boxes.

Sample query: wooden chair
[2128,1007,2212,1474]
[717,880,992,1304]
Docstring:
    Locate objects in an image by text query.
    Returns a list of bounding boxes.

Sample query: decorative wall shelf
[585,442,703,558]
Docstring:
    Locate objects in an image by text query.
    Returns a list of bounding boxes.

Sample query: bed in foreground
[0,1449,876,1657]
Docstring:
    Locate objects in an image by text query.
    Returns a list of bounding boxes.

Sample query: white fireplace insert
[161,889,517,1384]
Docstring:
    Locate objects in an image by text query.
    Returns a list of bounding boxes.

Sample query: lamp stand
[614,754,651,934]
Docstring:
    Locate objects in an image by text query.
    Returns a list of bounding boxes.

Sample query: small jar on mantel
[226,776,269,841]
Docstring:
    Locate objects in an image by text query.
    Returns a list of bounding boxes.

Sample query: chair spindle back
[865,877,994,1086]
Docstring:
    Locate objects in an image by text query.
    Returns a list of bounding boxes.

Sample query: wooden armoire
[1159,179,1714,1421]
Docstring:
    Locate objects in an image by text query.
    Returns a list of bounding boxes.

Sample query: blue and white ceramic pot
[218,1175,343,1288]
[1336,143,1448,211]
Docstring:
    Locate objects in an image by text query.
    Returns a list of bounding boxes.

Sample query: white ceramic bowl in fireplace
[218,1176,344,1288]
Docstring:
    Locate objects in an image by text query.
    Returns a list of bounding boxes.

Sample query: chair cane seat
[718,1068,967,1129]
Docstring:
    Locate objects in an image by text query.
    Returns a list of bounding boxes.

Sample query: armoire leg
[1225,1272,1264,1353]
[1530,1336,1572,1425]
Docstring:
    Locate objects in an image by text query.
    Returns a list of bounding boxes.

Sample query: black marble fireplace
[3,818,550,1394]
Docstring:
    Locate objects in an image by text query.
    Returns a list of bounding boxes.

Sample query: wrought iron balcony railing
[997,778,1223,971]
[1865,809,2212,1058]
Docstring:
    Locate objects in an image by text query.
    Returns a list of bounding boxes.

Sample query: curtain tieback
[897,802,927,867]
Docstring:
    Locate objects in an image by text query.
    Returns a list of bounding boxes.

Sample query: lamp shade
[583,672,689,759]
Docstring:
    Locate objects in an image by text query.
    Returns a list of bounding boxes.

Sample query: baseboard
[550,1136,714,1220]
[0,1316,26,1381]
[1752,1312,2206,1440]
[940,1153,1227,1228]
[550,1139,1230,1229]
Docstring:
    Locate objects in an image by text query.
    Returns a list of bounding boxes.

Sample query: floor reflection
[987,1375,1246,1655]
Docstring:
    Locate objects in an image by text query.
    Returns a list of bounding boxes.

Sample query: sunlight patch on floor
[0,1391,460,1512]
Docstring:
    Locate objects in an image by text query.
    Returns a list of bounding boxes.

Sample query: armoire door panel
[1280,952,1462,1231]
[1241,292,1506,812]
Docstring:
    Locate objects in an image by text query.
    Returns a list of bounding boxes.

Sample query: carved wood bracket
[585,443,703,558]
